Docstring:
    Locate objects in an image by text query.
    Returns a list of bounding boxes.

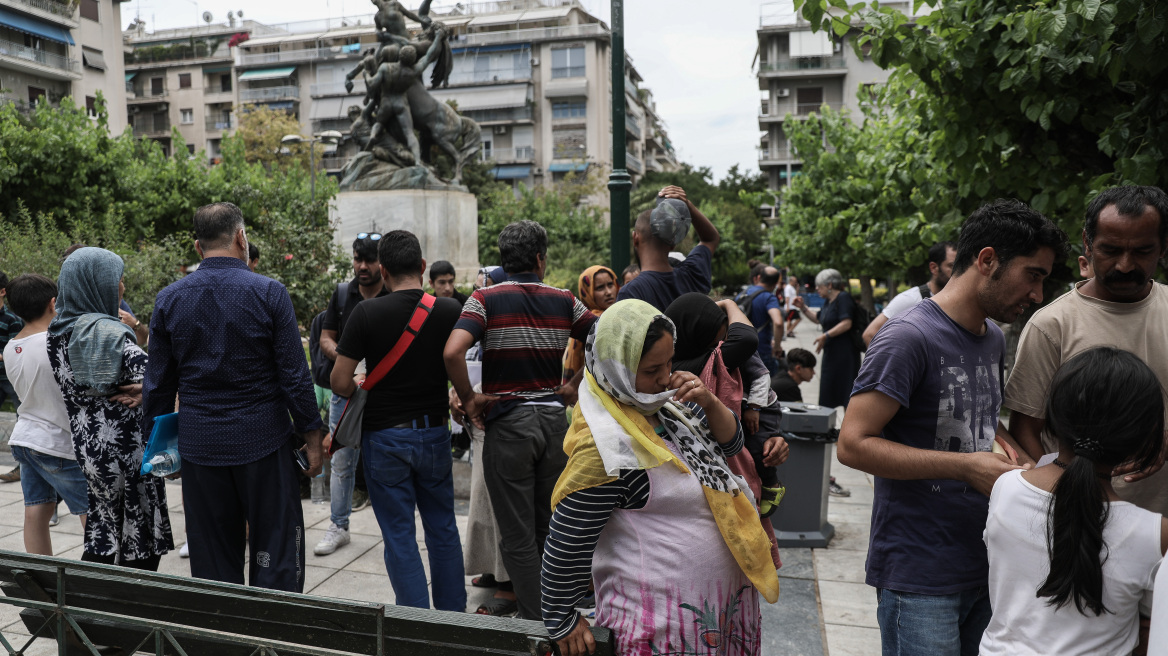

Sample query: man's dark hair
[60,243,87,264]
[193,202,245,251]
[498,220,548,273]
[429,260,455,281]
[622,263,640,279]
[927,241,956,266]
[760,266,781,287]
[786,348,816,371]
[248,242,259,261]
[952,200,1068,276]
[7,274,57,322]
[1084,185,1168,249]
[353,236,379,263]
[634,209,669,250]
[378,230,424,277]
[0,270,7,294]
[749,263,767,283]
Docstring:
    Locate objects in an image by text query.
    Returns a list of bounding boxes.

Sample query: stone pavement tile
[827,502,872,526]
[760,577,822,656]
[826,521,870,553]
[302,500,334,529]
[826,481,874,508]
[303,564,341,593]
[156,550,192,578]
[818,581,878,629]
[464,584,500,614]
[345,542,389,576]
[813,549,866,585]
[776,547,815,580]
[344,504,384,537]
[0,491,26,509]
[824,624,881,656]
[0,530,81,557]
[307,569,395,605]
[305,528,381,570]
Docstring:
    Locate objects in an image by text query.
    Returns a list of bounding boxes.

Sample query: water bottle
[311,471,328,504]
[143,448,180,477]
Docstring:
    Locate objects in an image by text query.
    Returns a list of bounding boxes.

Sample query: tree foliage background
[782,0,1168,297]
[0,95,345,325]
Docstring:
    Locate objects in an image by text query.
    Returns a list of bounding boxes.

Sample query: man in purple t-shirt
[839,200,1067,656]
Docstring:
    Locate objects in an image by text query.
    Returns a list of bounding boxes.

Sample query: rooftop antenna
[202,10,213,24]
[227,10,235,27]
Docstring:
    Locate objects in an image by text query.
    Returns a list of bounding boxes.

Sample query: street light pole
[608,0,632,273]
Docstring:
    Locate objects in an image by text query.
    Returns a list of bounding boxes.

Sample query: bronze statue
[365,36,446,164]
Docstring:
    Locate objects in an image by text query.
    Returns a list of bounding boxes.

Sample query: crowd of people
[0,183,1166,655]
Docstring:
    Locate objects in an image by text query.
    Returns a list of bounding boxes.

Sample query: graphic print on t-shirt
[935,354,1000,454]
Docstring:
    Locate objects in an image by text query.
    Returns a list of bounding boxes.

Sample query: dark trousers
[745,402,783,488]
[182,440,307,593]
[482,405,569,621]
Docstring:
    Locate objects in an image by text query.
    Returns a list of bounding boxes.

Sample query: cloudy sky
[130,0,771,181]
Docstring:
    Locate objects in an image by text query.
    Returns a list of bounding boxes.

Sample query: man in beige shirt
[1005,185,1168,514]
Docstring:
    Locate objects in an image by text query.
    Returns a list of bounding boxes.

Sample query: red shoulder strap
[360,293,437,391]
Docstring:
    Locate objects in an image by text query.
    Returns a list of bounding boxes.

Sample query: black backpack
[735,289,767,332]
[308,283,348,389]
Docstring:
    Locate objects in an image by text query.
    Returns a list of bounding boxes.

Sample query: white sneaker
[179,542,190,558]
[313,524,350,556]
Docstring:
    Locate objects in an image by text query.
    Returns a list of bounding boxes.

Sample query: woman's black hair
[1036,347,1165,616]
[641,316,675,359]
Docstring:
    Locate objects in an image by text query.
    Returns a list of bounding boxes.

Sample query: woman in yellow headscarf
[542,299,779,656]
[561,265,619,386]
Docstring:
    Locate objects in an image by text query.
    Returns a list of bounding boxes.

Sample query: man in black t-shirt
[771,348,817,402]
[330,230,466,611]
[429,260,467,305]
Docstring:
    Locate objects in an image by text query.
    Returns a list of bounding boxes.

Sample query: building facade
[0,0,128,130]
[120,0,679,187]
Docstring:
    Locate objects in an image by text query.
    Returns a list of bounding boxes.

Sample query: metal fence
[0,38,78,73]
[240,86,300,102]
[12,0,75,18]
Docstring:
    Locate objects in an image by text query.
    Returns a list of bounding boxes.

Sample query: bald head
[760,266,781,289]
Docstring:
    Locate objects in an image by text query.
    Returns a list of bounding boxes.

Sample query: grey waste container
[771,402,838,548]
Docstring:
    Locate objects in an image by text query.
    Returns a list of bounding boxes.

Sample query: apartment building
[0,0,128,130]
[755,1,918,191]
[121,0,679,187]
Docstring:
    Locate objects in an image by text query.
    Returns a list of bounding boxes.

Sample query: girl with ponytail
[980,347,1168,655]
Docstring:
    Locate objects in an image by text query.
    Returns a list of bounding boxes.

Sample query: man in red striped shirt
[445,220,597,620]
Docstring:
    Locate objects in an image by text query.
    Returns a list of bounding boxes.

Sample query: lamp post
[608,0,632,273]
[281,130,342,202]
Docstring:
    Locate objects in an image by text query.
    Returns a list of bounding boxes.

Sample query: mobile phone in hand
[293,449,310,472]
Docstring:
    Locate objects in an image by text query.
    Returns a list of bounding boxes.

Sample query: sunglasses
[357,233,382,240]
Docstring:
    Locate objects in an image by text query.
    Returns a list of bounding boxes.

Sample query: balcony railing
[796,101,843,115]
[481,146,535,162]
[446,66,532,85]
[626,151,643,174]
[0,38,78,74]
[310,81,365,97]
[624,114,641,138]
[239,46,361,67]
[757,145,795,162]
[128,89,168,101]
[456,22,606,48]
[759,101,844,118]
[240,86,301,102]
[10,0,75,19]
[205,117,236,131]
[759,56,847,72]
[463,106,533,123]
[132,118,171,137]
[551,65,584,78]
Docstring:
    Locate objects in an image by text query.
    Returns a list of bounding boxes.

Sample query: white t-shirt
[981,469,1163,656]
[1150,556,1168,655]
[782,283,798,313]
[880,285,927,319]
[3,332,74,460]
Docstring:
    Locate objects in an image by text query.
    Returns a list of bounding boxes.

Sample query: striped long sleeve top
[540,404,744,641]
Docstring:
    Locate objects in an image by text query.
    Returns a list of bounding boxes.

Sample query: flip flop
[475,596,518,616]
[471,574,498,588]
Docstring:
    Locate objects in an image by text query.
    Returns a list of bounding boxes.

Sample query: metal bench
[0,551,612,656]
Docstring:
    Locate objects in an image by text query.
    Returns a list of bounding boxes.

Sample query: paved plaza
[0,328,880,656]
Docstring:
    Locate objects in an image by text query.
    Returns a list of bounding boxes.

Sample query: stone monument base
[330,189,480,284]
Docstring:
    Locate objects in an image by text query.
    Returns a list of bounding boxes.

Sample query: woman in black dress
[792,268,861,409]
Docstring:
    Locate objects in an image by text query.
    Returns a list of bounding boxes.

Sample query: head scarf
[562,265,618,384]
[552,299,780,603]
[49,247,136,394]
[666,293,728,362]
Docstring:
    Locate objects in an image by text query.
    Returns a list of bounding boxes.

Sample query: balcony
[311,81,364,97]
[128,89,168,103]
[457,22,606,48]
[462,105,533,124]
[757,145,796,166]
[205,116,236,131]
[758,100,844,123]
[239,46,361,67]
[624,113,641,140]
[759,56,847,76]
[204,88,234,103]
[626,151,643,175]
[481,146,535,162]
[0,38,79,79]
[240,86,300,103]
[446,66,532,86]
[646,156,663,173]
[132,116,171,137]
[0,0,78,27]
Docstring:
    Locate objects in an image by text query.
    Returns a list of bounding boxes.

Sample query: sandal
[475,596,518,616]
[759,486,786,519]
[471,574,498,588]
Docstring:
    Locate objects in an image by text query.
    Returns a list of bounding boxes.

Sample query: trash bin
[771,402,838,548]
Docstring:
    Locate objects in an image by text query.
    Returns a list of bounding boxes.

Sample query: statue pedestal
[330,189,480,284]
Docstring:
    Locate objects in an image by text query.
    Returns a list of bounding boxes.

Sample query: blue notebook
[140,413,179,476]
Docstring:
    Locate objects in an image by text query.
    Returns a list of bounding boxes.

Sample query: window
[82,48,107,71]
[179,73,192,89]
[186,144,196,156]
[552,127,586,159]
[796,87,823,115]
[151,77,164,95]
[85,96,97,118]
[181,108,194,124]
[28,87,45,104]
[80,0,99,22]
[552,100,586,120]
[551,46,585,78]
[220,75,232,92]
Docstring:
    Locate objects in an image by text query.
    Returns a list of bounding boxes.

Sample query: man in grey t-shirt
[862,241,956,347]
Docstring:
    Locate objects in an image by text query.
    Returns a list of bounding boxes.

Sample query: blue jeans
[11,446,88,513]
[329,393,358,529]
[876,587,991,656]
[362,423,465,611]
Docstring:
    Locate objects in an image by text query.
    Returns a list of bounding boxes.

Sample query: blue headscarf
[49,247,136,394]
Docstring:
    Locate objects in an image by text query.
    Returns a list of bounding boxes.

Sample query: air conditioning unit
[494,125,508,135]
[531,57,540,66]
[776,88,791,98]
[533,167,543,176]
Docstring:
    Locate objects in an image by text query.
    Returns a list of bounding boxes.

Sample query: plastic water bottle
[143,448,181,477]
[311,471,327,504]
